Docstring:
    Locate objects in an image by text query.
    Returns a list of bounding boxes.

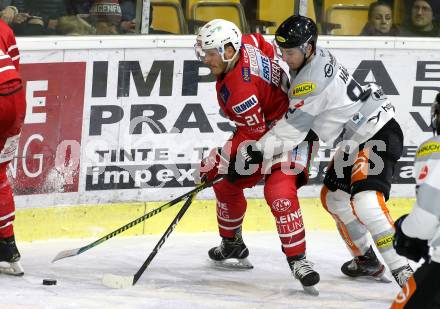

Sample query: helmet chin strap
[223,51,239,74]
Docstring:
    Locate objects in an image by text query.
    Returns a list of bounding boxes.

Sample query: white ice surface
[1,231,409,309]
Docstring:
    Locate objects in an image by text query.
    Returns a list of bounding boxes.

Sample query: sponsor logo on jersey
[245,44,259,75]
[291,82,316,97]
[260,55,271,83]
[232,95,258,114]
[376,234,394,249]
[338,65,350,84]
[242,48,249,64]
[271,62,281,86]
[368,111,382,124]
[381,102,395,113]
[328,52,337,66]
[418,165,429,180]
[351,112,364,124]
[416,142,440,157]
[219,85,230,105]
[324,63,334,78]
[242,67,251,82]
[372,87,385,100]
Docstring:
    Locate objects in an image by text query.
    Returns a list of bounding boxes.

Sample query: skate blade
[0,262,24,276]
[344,271,392,284]
[211,258,254,270]
[302,284,319,296]
[372,272,392,283]
[368,265,392,283]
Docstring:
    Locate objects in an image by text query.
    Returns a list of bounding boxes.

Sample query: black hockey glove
[227,142,263,183]
[393,214,430,262]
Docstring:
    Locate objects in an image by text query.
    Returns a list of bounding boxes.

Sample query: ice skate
[0,236,24,276]
[208,233,253,270]
[341,246,391,283]
[391,264,413,287]
[288,254,320,296]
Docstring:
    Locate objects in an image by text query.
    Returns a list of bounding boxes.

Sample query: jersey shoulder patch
[291,82,316,97]
[232,94,258,114]
[219,84,230,106]
[290,48,335,100]
[242,67,251,82]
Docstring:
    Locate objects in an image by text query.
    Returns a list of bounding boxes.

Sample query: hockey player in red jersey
[0,19,26,276]
[194,19,320,294]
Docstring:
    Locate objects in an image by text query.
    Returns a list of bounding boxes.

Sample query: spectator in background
[57,14,95,35]
[11,15,50,36]
[0,1,19,24]
[9,0,67,35]
[360,1,400,36]
[119,0,135,33]
[401,0,440,36]
[19,0,67,31]
[89,0,121,35]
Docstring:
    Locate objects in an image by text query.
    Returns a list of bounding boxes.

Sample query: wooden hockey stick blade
[102,273,134,289]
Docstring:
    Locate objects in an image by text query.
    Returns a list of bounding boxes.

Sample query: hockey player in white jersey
[391,92,440,308]
[230,15,413,286]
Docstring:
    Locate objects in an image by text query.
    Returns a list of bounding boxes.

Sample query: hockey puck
[42,279,57,286]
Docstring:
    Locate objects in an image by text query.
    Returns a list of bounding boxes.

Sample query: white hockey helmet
[194,19,242,63]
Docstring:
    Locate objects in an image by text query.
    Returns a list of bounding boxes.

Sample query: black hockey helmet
[275,15,318,53]
[432,92,440,135]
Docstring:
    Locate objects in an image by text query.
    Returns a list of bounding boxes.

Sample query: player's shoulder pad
[416,136,440,159]
[289,47,335,99]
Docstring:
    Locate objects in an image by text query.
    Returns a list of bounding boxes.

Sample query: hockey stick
[52,177,220,263]
[102,191,197,289]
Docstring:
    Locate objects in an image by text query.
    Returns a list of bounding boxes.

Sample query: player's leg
[208,178,257,268]
[266,137,320,293]
[265,169,320,290]
[0,165,23,276]
[321,154,389,281]
[321,185,371,258]
[391,260,440,308]
[0,89,26,276]
[350,119,412,286]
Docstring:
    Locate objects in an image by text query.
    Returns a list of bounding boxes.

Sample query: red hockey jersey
[0,19,20,85]
[215,33,289,157]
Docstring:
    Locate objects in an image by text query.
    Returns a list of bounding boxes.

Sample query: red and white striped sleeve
[0,19,21,84]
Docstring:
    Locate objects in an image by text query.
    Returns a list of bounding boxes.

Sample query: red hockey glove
[197,148,225,184]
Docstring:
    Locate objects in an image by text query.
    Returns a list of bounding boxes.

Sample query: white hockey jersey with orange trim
[257,47,395,155]
[402,135,440,263]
